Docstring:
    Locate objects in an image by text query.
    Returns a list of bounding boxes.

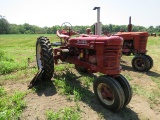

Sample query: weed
[54,64,66,71]
[0,89,27,120]
[132,84,159,103]
[73,88,82,101]
[0,86,6,96]
[80,76,94,88]
[46,107,81,120]
[75,102,81,111]
[46,110,60,120]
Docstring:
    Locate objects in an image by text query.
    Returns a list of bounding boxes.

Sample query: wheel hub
[136,59,145,68]
[37,44,43,69]
[101,85,114,100]
[97,83,114,105]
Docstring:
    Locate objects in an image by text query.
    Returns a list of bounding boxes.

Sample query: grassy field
[0,34,160,120]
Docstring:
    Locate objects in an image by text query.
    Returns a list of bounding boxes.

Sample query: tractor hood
[68,35,123,49]
[114,32,148,39]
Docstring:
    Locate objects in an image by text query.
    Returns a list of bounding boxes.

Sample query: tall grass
[0,50,28,74]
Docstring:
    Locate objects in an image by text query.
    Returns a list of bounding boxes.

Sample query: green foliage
[79,76,94,88]
[0,16,10,34]
[0,86,6,96]
[46,107,81,120]
[1,16,160,34]
[0,88,26,120]
[73,88,82,101]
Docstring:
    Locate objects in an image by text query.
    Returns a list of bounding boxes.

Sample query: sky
[1,0,160,28]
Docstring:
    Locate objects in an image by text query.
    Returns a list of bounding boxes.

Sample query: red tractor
[29,7,132,112]
[113,16,153,72]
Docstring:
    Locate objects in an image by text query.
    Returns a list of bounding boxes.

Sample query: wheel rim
[97,83,114,105]
[36,44,43,69]
[134,58,145,70]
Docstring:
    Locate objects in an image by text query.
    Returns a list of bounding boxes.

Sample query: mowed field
[0,34,160,120]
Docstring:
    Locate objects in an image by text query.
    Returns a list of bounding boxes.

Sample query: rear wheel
[132,55,150,71]
[93,76,125,111]
[115,74,132,106]
[36,36,54,81]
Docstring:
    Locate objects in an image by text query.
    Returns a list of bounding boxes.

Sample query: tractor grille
[103,45,121,68]
[139,36,148,50]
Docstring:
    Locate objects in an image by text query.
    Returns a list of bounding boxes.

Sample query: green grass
[46,106,81,120]
[54,77,83,102]
[0,86,6,96]
[0,34,59,75]
[0,66,38,82]
[0,51,28,74]
[0,87,27,120]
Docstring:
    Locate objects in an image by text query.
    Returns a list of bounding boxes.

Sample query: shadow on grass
[121,64,160,77]
[52,69,140,120]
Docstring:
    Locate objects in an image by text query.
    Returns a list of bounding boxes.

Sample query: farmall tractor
[113,17,153,72]
[29,7,132,112]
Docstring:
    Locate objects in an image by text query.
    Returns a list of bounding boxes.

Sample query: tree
[9,24,20,34]
[147,26,154,33]
[155,25,160,32]
[0,15,10,34]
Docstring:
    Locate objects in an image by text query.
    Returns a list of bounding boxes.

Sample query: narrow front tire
[93,76,125,111]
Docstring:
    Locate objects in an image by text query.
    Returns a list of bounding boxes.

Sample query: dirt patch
[2,78,159,120]
[129,95,160,120]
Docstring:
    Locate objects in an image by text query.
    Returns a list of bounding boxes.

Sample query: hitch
[28,68,44,89]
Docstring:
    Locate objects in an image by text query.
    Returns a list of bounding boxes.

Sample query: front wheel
[115,74,132,106]
[93,76,125,111]
[36,36,54,81]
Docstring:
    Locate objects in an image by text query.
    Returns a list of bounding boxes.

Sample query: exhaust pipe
[128,16,132,32]
[93,7,102,35]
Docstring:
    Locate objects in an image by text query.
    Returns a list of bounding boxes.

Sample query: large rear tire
[36,36,54,81]
[93,76,125,111]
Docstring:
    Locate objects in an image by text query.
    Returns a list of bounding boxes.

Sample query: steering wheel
[60,22,72,36]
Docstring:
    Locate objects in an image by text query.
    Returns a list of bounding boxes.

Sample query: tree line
[0,17,160,34]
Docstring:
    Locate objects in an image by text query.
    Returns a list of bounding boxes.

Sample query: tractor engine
[54,35,123,75]
[76,48,97,64]
[123,40,133,49]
